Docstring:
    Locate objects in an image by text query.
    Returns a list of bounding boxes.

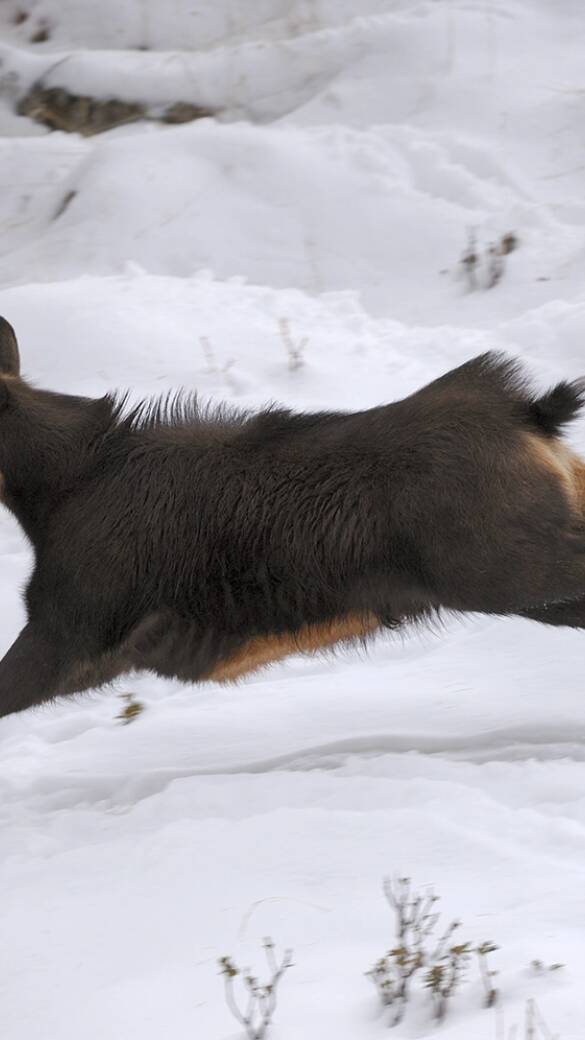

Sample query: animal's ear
[0,317,20,377]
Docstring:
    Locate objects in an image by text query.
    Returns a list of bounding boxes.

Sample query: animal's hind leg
[518,597,585,630]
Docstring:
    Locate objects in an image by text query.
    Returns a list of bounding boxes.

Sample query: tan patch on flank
[523,432,585,510]
[206,612,381,684]
[571,453,585,513]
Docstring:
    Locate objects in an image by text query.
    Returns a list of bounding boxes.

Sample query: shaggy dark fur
[0,315,585,719]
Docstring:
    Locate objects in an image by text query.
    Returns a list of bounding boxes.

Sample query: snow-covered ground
[1,2,585,1038]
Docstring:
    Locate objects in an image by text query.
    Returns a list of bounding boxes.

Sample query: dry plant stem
[531,959,564,975]
[199,335,235,388]
[460,229,518,291]
[200,335,217,373]
[384,877,439,946]
[278,317,308,371]
[532,1000,559,1040]
[477,941,498,1008]
[429,943,471,1021]
[222,966,247,1029]
[461,228,479,290]
[430,920,459,963]
[115,692,144,724]
[486,242,505,289]
[500,232,518,256]
[501,1000,558,1040]
[369,877,501,1026]
[382,877,440,1025]
[219,940,293,1040]
[526,999,536,1040]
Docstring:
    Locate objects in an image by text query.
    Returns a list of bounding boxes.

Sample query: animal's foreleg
[0,623,68,719]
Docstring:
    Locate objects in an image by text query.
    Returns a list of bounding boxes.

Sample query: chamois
[0,315,584,719]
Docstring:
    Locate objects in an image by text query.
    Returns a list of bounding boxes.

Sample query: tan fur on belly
[206,612,381,683]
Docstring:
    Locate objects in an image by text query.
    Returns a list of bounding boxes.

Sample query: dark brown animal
[0,315,585,720]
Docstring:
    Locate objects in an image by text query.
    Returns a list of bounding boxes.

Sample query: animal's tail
[527,380,585,437]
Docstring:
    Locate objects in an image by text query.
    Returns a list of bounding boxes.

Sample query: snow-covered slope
[1,3,585,1039]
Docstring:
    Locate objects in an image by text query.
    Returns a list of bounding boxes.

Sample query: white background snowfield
[0,2,584,1038]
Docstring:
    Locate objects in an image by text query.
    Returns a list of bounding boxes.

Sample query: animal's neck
[3,449,77,544]
[2,414,107,545]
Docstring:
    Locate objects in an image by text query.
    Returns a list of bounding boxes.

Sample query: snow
[1,2,585,1038]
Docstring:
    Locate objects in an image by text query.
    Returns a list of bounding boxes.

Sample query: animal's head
[0,317,20,381]
[0,317,116,517]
